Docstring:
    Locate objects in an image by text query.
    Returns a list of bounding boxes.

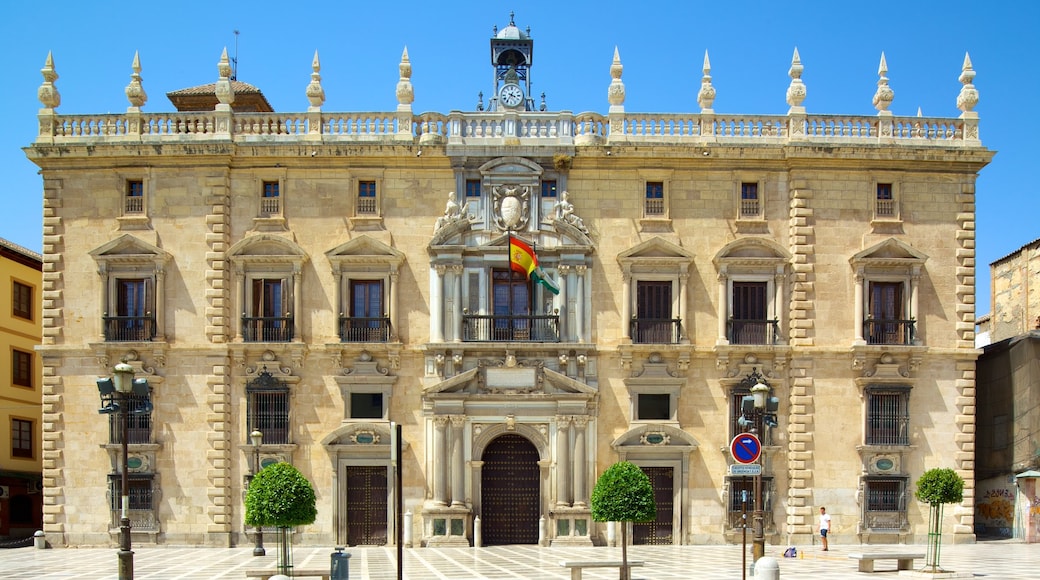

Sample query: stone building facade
[25,17,992,549]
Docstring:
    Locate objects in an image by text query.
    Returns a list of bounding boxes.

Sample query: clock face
[500,83,524,108]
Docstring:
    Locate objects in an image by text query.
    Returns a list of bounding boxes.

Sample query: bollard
[754,556,780,580]
[330,546,351,580]
[33,530,46,549]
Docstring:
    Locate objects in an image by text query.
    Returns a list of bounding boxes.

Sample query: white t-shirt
[819,512,832,531]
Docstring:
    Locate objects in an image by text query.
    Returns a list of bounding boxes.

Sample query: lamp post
[111,362,136,580]
[250,429,265,556]
[749,380,770,563]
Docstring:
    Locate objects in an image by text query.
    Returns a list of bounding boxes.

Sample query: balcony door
[347,280,386,341]
[635,281,672,343]
[493,269,531,340]
[731,281,767,344]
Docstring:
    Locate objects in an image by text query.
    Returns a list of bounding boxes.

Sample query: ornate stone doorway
[345,465,388,546]
[480,433,540,545]
[633,466,674,545]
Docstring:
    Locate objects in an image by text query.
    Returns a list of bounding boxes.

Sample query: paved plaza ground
[0,540,1034,579]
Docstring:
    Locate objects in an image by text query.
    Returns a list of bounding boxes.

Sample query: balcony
[630,318,682,344]
[727,319,780,345]
[242,316,294,342]
[864,319,915,345]
[462,314,560,342]
[103,315,155,341]
[340,316,391,342]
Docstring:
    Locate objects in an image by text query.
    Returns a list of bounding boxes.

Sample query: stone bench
[559,560,645,580]
[244,567,330,580]
[848,552,925,573]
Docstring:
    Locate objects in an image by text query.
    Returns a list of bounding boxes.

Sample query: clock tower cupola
[489,12,534,111]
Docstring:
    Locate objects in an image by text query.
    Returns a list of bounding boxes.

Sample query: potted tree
[914,467,965,573]
[245,462,318,576]
[591,461,656,580]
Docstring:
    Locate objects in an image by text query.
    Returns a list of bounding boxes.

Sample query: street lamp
[97,362,138,580]
[250,429,265,556]
[736,369,778,565]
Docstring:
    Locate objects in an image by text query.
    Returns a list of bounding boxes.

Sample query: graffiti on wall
[976,486,1015,537]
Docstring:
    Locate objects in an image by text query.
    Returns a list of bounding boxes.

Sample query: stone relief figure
[434,191,466,232]
[552,190,588,233]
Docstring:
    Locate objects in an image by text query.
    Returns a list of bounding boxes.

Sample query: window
[261,181,281,216]
[633,281,678,344]
[645,182,664,216]
[357,180,378,215]
[108,474,157,530]
[12,418,33,458]
[867,281,912,345]
[866,387,909,446]
[350,392,384,419]
[341,280,388,342]
[12,281,32,320]
[636,393,671,421]
[740,182,760,218]
[13,349,32,388]
[729,387,765,442]
[465,179,482,198]
[727,476,773,528]
[246,369,290,445]
[105,278,154,341]
[245,278,292,342]
[862,477,908,531]
[730,282,775,344]
[125,179,144,214]
[108,392,153,445]
[493,269,532,340]
[876,183,894,217]
[541,180,558,198]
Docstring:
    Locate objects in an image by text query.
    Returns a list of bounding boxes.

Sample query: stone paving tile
[0,541,1033,579]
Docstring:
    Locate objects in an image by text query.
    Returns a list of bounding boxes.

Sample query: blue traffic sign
[730,433,762,464]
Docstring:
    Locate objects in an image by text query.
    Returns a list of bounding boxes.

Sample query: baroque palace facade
[26,17,992,549]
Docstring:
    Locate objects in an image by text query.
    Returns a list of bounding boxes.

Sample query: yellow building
[25,17,992,549]
[0,237,43,541]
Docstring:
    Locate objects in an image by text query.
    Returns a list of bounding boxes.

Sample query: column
[450,416,465,507]
[432,416,448,506]
[557,265,571,341]
[774,267,785,344]
[98,264,109,341]
[154,265,166,341]
[910,267,921,344]
[718,270,729,343]
[575,265,587,343]
[389,268,400,340]
[292,264,302,340]
[853,269,865,344]
[451,265,463,342]
[234,264,244,342]
[332,267,343,339]
[572,416,588,507]
[431,265,445,342]
[621,270,631,342]
[678,269,689,343]
[556,416,571,507]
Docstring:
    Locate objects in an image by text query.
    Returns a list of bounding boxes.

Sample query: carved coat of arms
[493,184,530,231]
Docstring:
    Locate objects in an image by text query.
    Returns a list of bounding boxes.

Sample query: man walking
[818,506,831,551]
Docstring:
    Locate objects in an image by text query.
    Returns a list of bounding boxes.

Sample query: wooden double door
[344,465,388,546]
[480,434,540,545]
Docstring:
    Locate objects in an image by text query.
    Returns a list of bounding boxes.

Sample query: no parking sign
[730,433,762,464]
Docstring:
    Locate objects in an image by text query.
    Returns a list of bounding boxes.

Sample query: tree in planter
[245,462,318,576]
[914,467,965,573]
[591,461,656,580]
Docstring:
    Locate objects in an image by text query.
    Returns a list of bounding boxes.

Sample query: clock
[499,83,524,108]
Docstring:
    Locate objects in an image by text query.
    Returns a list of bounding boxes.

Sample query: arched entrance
[481,433,540,545]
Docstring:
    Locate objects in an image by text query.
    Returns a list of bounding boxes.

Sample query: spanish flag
[509,235,560,295]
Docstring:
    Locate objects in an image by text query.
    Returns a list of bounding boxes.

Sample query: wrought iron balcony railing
[462,314,560,342]
[727,319,780,345]
[242,316,294,342]
[864,319,915,345]
[630,318,682,344]
[340,316,391,342]
[103,315,155,341]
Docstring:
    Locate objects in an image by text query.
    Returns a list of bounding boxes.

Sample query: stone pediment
[229,233,308,259]
[713,237,791,267]
[611,423,699,450]
[851,237,928,267]
[89,234,171,263]
[423,366,594,396]
[618,237,693,274]
[326,235,405,268]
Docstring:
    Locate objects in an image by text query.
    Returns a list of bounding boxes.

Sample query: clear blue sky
[2,1,1036,315]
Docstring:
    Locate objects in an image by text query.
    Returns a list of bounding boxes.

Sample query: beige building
[0,237,43,541]
[25,18,993,549]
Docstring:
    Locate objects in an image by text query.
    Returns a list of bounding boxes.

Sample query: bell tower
[489,12,534,111]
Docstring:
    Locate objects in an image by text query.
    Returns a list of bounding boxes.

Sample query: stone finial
[697,50,716,112]
[215,47,235,108]
[607,46,625,110]
[37,51,61,110]
[785,47,807,112]
[306,50,325,110]
[396,47,414,106]
[872,52,894,114]
[125,51,147,109]
[956,52,979,114]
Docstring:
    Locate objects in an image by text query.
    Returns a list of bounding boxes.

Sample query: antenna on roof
[231,29,240,80]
